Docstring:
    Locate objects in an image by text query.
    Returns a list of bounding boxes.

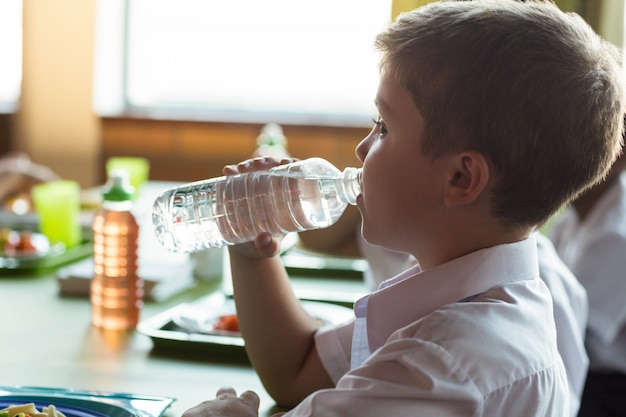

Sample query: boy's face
[356,73,448,255]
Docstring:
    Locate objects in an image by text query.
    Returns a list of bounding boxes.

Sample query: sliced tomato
[214,314,239,332]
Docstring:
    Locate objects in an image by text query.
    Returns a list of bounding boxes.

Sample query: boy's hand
[223,157,298,259]
[182,387,260,417]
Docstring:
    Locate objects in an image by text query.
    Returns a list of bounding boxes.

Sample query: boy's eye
[371,117,388,136]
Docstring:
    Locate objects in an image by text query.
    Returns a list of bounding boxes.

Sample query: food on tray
[0,402,67,417]
[214,313,240,332]
[0,227,51,257]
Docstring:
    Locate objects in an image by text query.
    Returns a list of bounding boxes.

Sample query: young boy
[182,1,624,416]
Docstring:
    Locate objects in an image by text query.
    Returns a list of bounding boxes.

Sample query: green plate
[0,241,92,275]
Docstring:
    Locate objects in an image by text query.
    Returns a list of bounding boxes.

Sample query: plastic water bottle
[152,157,361,253]
[91,170,143,330]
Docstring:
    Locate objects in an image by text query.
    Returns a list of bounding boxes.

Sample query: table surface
[0,273,287,416]
[0,182,367,417]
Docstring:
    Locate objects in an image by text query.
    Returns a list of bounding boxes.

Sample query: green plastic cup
[31,180,82,249]
[106,157,150,199]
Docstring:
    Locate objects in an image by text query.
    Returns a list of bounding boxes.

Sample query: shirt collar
[359,236,539,352]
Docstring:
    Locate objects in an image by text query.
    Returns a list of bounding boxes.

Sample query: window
[94,0,392,126]
[0,0,22,112]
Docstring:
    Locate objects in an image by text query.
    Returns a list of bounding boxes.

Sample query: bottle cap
[103,169,135,202]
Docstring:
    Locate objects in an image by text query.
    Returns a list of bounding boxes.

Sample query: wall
[101,117,368,183]
[15,0,99,188]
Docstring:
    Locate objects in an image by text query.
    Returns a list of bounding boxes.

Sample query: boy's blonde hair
[375,0,625,227]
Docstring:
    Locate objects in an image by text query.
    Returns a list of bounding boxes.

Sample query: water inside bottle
[153,170,358,253]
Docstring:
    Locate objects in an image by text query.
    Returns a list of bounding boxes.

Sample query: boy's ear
[444,151,490,208]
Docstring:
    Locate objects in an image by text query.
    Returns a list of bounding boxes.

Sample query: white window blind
[0,0,22,112]
[94,0,392,126]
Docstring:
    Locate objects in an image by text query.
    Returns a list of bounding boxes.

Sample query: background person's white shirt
[550,172,626,374]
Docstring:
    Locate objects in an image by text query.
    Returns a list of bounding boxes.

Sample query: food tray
[220,239,369,307]
[281,246,368,278]
[0,386,174,417]
[0,241,92,275]
[138,293,354,361]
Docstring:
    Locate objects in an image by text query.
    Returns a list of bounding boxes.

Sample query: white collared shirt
[344,233,587,416]
[289,237,568,416]
[534,232,588,416]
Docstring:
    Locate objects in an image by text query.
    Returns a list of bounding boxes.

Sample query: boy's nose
[356,129,374,162]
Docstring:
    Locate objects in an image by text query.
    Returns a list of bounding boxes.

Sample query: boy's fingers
[239,390,260,409]
[223,157,298,175]
[215,386,237,399]
[255,233,282,257]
